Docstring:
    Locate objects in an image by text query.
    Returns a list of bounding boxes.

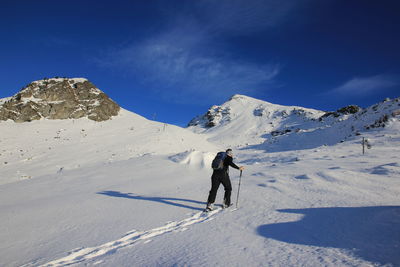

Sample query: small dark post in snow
[362,137,365,154]
[362,137,371,154]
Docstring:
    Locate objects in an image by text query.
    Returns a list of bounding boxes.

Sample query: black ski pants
[207,171,232,206]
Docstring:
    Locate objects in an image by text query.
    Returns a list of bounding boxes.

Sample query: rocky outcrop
[188,105,232,128]
[319,105,361,120]
[0,78,120,122]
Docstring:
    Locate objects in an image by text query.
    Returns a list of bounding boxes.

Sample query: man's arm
[226,156,240,170]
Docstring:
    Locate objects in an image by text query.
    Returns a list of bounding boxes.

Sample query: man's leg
[207,174,221,205]
[221,175,232,206]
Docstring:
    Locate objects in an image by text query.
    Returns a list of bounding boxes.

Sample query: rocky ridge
[0,78,120,122]
[187,94,400,150]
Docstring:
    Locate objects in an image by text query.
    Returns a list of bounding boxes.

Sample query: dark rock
[365,114,390,129]
[337,105,360,115]
[320,105,361,120]
[188,105,231,128]
[271,129,292,137]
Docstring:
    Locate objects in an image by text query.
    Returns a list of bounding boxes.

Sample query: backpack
[211,152,227,170]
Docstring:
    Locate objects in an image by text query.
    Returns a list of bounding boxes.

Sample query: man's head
[226,149,233,157]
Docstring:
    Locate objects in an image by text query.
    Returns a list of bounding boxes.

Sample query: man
[205,149,244,211]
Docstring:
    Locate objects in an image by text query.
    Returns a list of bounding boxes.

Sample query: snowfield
[0,97,399,267]
[0,109,217,185]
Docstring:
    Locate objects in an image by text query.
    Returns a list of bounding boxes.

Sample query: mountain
[0,78,218,185]
[188,94,325,148]
[188,94,400,152]
[1,90,400,266]
[0,78,120,122]
[261,97,400,152]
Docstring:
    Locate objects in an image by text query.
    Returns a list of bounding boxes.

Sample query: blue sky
[1,0,399,126]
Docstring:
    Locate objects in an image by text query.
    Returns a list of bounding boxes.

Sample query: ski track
[30,209,223,267]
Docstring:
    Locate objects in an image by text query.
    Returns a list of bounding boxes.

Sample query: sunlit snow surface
[1,99,399,266]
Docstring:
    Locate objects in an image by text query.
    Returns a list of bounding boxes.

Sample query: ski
[202,203,237,213]
[202,204,223,213]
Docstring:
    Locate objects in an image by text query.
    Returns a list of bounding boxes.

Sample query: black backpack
[211,152,227,170]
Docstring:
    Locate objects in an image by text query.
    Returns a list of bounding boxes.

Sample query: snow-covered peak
[188,94,400,151]
[228,94,276,106]
[189,94,324,127]
[227,94,323,112]
[187,94,324,147]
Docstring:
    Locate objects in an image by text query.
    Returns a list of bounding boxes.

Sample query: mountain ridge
[188,94,324,128]
[187,94,400,151]
[1,83,400,267]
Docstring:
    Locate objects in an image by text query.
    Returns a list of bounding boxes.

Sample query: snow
[189,95,400,153]
[169,150,215,169]
[31,77,88,85]
[0,109,217,185]
[1,97,400,267]
[188,94,325,148]
[69,78,89,84]
[0,97,11,105]
[21,96,46,104]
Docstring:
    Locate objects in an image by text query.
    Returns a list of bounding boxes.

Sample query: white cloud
[331,75,399,96]
[98,27,281,103]
[93,1,311,103]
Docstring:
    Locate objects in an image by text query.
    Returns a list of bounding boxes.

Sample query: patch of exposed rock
[319,105,361,120]
[188,105,232,128]
[0,78,120,122]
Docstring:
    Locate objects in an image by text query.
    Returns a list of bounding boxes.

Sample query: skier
[205,149,244,211]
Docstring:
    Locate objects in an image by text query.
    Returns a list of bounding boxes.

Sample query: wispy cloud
[97,26,280,103]
[330,75,399,96]
[94,1,309,103]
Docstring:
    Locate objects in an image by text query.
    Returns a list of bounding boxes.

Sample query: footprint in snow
[294,174,310,180]
[251,172,268,177]
[329,167,341,170]
[36,208,222,267]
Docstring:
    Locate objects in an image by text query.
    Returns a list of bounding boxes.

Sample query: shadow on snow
[97,190,205,211]
[257,206,400,266]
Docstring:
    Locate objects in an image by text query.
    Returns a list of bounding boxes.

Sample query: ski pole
[236,170,243,208]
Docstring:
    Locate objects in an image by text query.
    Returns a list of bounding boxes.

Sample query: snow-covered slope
[188,95,400,152]
[0,108,218,185]
[1,117,399,267]
[1,93,399,267]
[260,97,400,152]
[188,94,324,148]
